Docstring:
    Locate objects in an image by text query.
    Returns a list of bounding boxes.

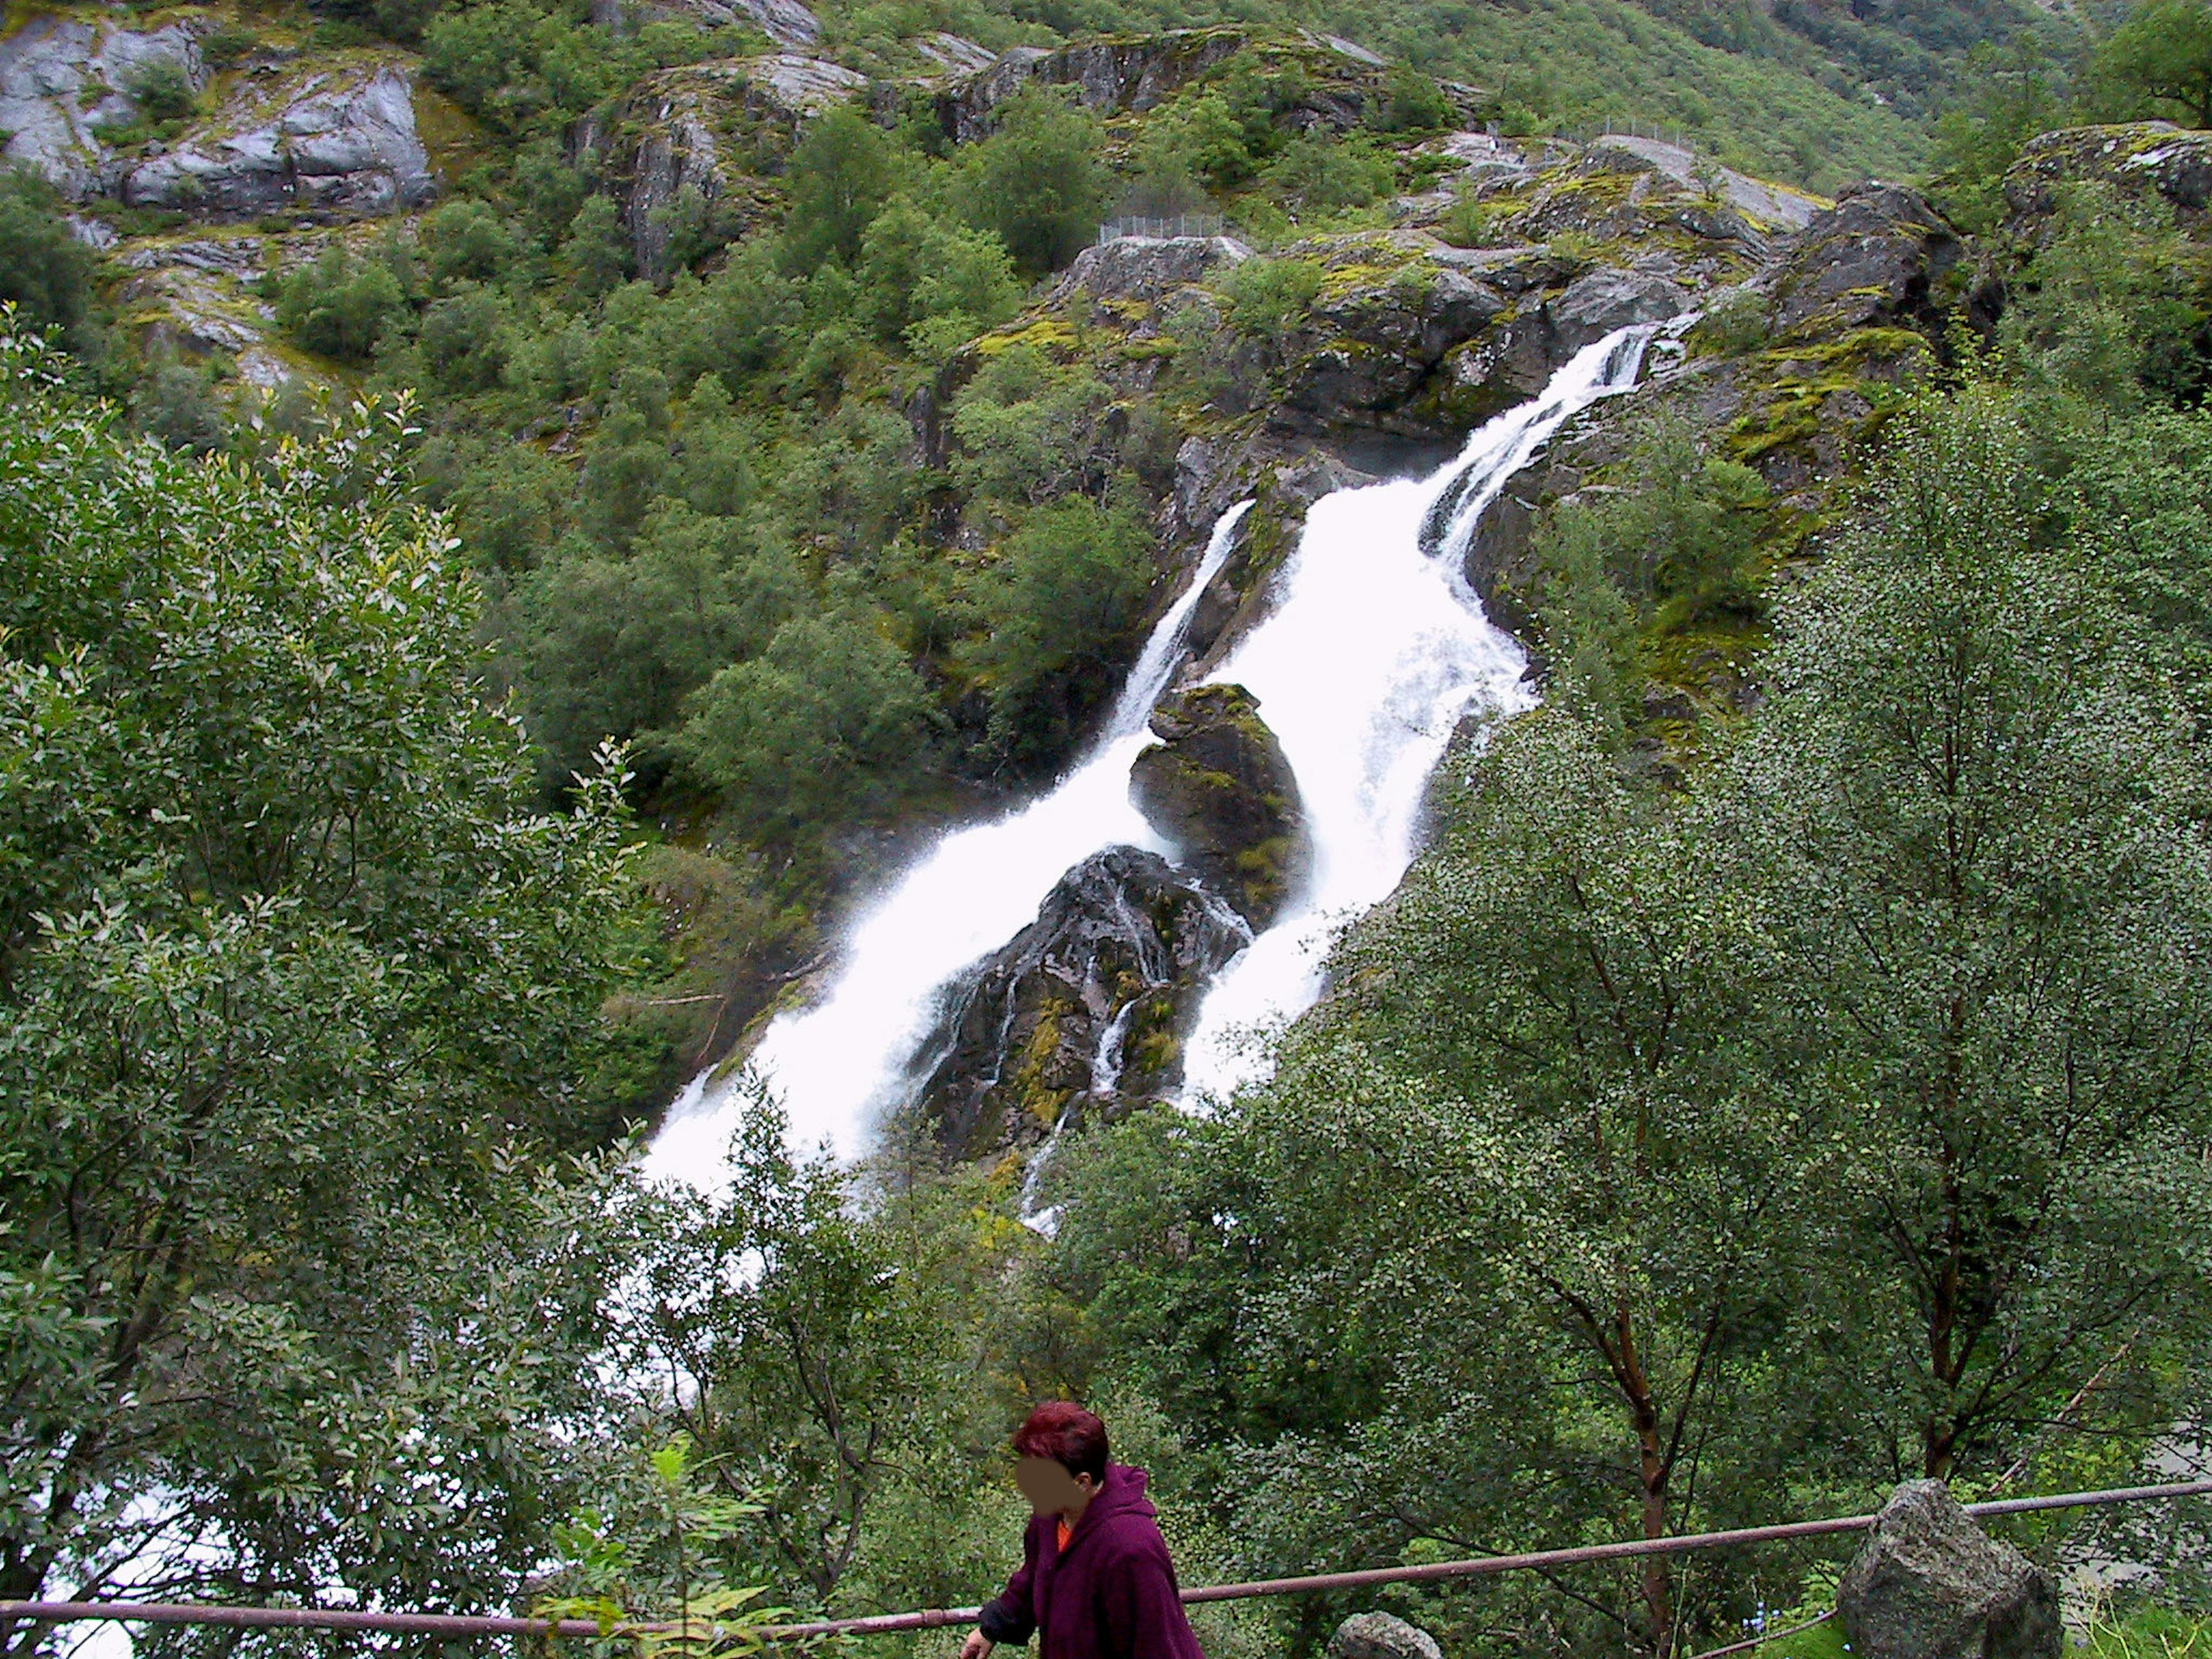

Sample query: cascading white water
[1179,324,1664,1100]
[646,323,1665,1184]
[645,502,1253,1180]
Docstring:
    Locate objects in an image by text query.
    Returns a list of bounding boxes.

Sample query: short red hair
[1013,1401,1109,1482]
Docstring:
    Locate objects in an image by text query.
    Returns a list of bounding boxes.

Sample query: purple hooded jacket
[977,1464,1207,1659]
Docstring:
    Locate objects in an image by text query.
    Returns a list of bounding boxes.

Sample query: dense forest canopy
[9,0,2212,1653]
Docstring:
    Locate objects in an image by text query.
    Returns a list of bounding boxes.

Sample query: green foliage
[1263,132,1394,214]
[955,87,1113,276]
[1533,414,1771,732]
[677,610,944,840]
[609,1089,1046,1610]
[1214,253,1324,335]
[277,239,416,364]
[1999,180,2212,411]
[126,58,198,123]
[0,172,98,347]
[855,196,1021,352]
[1928,36,2065,234]
[782,105,902,271]
[129,348,226,453]
[963,494,1155,765]
[1736,389,2212,1480]
[0,324,655,1620]
[1372,64,1452,133]
[2089,0,2212,128]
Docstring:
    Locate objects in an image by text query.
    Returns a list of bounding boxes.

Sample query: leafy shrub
[955,87,1112,277]
[781,105,900,271]
[964,494,1155,764]
[0,169,99,344]
[1264,134,1395,214]
[677,611,945,841]
[1214,255,1324,336]
[277,243,414,364]
[199,25,262,68]
[126,60,198,123]
[2087,0,2212,128]
[130,351,225,453]
[1373,65,1454,133]
[856,196,1020,352]
[1690,285,1771,356]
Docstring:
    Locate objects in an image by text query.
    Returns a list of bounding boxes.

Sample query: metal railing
[1096,214,1227,244]
[5,1476,2210,1645]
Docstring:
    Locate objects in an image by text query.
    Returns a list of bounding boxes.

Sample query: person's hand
[959,1631,994,1659]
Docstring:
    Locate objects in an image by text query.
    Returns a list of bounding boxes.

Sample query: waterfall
[646,323,1662,1184]
[645,501,1253,1180]
[1180,324,1664,1100]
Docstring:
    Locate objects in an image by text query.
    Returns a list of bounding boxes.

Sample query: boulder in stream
[1130,684,1306,929]
[911,847,1250,1164]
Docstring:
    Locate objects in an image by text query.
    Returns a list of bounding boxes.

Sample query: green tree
[612,1090,1029,1608]
[956,88,1112,278]
[782,105,900,271]
[854,196,1020,352]
[677,610,944,843]
[0,179,98,350]
[2090,0,2212,127]
[276,242,414,364]
[0,328,652,1641]
[965,495,1154,766]
[1734,391,2212,1481]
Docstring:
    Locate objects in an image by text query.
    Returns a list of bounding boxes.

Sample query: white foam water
[1181,325,1664,1100]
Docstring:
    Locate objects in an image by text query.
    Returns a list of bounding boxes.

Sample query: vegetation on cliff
[9,0,2212,1654]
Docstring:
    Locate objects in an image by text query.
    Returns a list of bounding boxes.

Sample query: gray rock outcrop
[2,16,204,198]
[591,0,821,47]
[911,847,1251,1161]
[1328,1612,1444,1659]
[1547,266,1695,353]
[1048,234,1251,308]
[1130,684,1305,928]
[1772,182,1960,335]
[0,17,434,223]
[1837,1480,2061,1659]
[124,66,434,219]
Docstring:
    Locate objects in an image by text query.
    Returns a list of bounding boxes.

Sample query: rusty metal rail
[5,1477,2210,1644]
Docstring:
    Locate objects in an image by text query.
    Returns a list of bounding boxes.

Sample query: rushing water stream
[647,324,1664,1184]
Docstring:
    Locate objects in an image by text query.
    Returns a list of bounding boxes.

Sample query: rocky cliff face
[1,20,433,220]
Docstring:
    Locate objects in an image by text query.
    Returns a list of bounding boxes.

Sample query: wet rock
[1772,182,1960,335]
[1837,1480,2061,1659]
[1547,266,1694,353]
[1328,1612,1444,1659]
[1130,684,1305,927]
[911,847,1250,1162]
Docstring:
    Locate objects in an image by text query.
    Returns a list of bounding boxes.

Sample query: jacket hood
[1078,1463,1157,1529]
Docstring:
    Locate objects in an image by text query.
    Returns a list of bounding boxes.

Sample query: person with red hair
[961,1402,1207,1659]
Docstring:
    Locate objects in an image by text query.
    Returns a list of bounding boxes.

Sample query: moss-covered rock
[1129,682,1305,926]
[908,846,1250,1163]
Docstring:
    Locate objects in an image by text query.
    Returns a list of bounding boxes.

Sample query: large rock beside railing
[1328,1612,1443,1659]
[1838,1480,2061,1659]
